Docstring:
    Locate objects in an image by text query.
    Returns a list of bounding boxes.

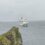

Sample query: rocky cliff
[0,26,22,45]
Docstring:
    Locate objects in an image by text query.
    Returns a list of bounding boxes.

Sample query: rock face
[0,36,11,45]
[0,26,22,45]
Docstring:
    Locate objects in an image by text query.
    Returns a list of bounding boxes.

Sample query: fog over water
[0,0,45,21]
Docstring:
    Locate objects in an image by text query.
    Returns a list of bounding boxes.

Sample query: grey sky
[0,0,45,22]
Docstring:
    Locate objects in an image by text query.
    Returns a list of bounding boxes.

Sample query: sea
[0,21,45,45]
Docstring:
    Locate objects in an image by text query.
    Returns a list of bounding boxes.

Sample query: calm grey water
[0,21,45,45]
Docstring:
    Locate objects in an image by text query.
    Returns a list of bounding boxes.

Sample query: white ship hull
[20,22,29,27]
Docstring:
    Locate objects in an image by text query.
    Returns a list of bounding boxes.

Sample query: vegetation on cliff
[0,26,22,45]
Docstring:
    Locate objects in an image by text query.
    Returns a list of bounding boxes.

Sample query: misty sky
[0,0,45,22]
